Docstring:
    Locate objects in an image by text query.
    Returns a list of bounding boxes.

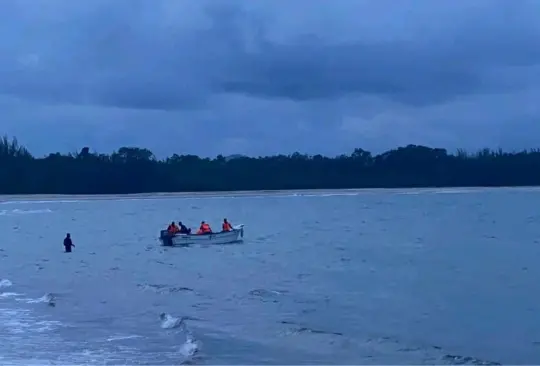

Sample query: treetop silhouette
[1,135,539,194]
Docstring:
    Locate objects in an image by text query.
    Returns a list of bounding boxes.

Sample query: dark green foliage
[1,135,539,194]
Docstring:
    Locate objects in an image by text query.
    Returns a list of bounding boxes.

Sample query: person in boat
[197,221,212,235]
[167,221,180,234]
[222,218,233,232]
[63,233,75,253]
[178,221,191,234]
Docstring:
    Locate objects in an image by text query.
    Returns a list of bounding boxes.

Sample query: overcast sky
[1,0,539,157]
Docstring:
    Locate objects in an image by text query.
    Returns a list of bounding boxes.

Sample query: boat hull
[159,225,244,246]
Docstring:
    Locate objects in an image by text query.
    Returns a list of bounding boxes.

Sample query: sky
[1,0,540,158]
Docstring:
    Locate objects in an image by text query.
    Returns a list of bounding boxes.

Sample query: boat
[159,224,245,246]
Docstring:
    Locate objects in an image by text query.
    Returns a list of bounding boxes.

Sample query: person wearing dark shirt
[63,233,75,253]
[178,221,191,234]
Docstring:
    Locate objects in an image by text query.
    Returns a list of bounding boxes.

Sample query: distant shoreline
[1,186,539,201]
[2,137,540,195]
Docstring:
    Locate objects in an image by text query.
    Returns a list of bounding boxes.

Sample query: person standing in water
[63,233,75,253]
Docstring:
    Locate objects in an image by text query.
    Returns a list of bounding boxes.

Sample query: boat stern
[159,230,174,246]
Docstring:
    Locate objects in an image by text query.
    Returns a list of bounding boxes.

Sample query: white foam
[0,358,59,366]
[158,313,200,359]
[0,199,82,205]
[11,208,52,214]
[0,305,198,364]
[397,189,479,195]
[397,191,424,195]
[0,190,369,208]
[0,209,52,216]
[0,308,62,335]
[17,293,55,306]
[0,279,12,288]
[0,292,22,299]
[160,313,185,329]
[179,335,200,357]
[106,334,142,342]
[434,189,477,194]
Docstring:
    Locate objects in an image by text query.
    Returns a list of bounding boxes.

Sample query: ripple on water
[0,190,536,364]
[137,283,197,295]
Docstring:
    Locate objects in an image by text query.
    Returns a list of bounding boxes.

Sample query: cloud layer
[1,0,539,157]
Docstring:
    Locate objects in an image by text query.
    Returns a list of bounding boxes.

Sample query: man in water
[63,233,75,253]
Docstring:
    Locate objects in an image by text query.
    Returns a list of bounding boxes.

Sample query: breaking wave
[0,281,63,343]
[0,200,82,205]
[0,209,52,216]
[159,312,200,359]
[0,279,13,288]
[0,280,200,364]
[18,293,56,307]
[106,334,142,342]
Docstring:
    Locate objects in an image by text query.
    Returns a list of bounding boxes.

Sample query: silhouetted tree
[1,135,540,194]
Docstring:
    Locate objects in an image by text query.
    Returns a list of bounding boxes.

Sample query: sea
[1,187,540,365]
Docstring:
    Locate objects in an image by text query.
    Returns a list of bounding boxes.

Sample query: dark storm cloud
[1,0,538,110]
[0,0,540,156]
[219,3,540,106]
[0,0,207,109]
[219,41,483,106]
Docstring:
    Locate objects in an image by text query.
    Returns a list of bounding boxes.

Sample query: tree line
[1,135,540,194]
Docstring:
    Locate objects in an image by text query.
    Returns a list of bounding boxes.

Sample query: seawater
[1,187,540,364]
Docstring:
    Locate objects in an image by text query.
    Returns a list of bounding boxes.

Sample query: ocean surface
[1,187,540,365]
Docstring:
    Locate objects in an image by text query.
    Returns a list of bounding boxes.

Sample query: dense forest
[1,135,540,194]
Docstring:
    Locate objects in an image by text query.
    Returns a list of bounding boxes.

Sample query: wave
[159,312,200,359]
[1,308,63,335]
[396,189,478,195]
[0,280,198,364]
[0,282,60,338]
[279,320,343,337]
[0,277,500,365]
[0,190,367,206]
[0,279,13,288]
[0,200,81,205]
[249,288,286,303]
[397,191,425,195]
[18,293,56,307]
[0,279,20,301]
[138,283,196,295]
[97,313,200,363]
[179,335,199,357]
[1,187,537,208]
[12,209,52,214]
[434,189,478,194]
[0,209,52,216]
[106,334,142,342]
[160,312,186,330]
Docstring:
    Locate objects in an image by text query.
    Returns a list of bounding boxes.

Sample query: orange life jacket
[168,224,179,234]
[200,223,211,233]
[222,222,232,231]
